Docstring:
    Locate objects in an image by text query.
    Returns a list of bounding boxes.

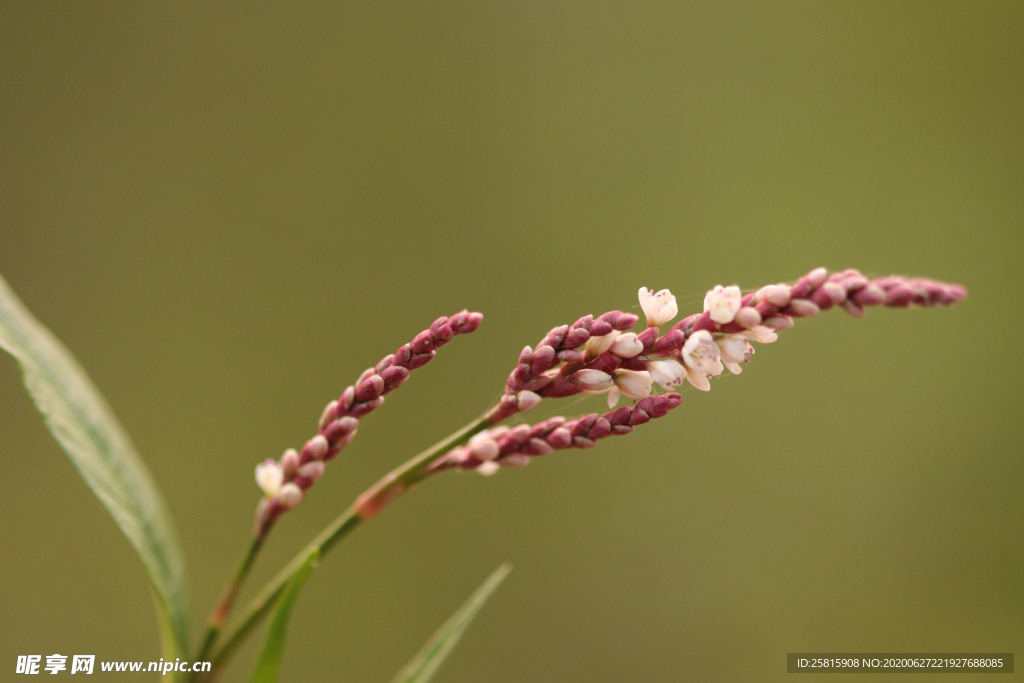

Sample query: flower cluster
[253,310,483,537]
[482,267,966,429]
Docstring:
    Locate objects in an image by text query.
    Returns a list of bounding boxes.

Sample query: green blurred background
[1,2,1020,681]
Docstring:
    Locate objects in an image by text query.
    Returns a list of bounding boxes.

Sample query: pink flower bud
[278,483,303,509]
[515,390,542,411]
[296,461,326,487]
[733,306,762,329]
[305,434,329,461]
[610,332,643,358]
[318,400,338,431]
[281,448,300,477]
[787,299,821,318]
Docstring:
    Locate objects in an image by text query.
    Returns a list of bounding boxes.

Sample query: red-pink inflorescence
[253,267,965,526]
[253,310,483,537]
[482,267,966,433]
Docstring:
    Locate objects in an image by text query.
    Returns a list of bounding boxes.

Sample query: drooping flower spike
[253,310,483,537]
[433,394,682,475]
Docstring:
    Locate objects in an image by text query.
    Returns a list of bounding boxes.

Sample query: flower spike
[436,394,683,475]
[485,267,964,424]
[253,310,483,538]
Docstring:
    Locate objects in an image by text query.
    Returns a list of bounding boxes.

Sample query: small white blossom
[681,330,723,390]
[604,368,655,408]
[647,358,685,390]
[684,366,711,391]
[739,325,779,344]
[639,287,678,327]
[682,331,724,375]
[612,368,653,399]
[704,285,743,324]
[255,459,284,498]
[717,336,754,375]
[477,461,501,476]
[606,387,621,409]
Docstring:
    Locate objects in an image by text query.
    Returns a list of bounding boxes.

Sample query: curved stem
[194,414,492,682]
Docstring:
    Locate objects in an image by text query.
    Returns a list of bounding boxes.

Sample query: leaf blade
[0,273,189,657]
[391,563,512,683]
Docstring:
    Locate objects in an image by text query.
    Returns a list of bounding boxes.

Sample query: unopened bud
[280,449,300,477]
[610,332,643,358]
[278,483,303,509]
[570,369,614,392]
[306,434,329,460]
[515,390,542,411]
[297,460,325,484]
[788,299,821,317]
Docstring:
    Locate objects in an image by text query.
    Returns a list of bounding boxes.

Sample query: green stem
[195,414,492,681]
[193,535,264,666]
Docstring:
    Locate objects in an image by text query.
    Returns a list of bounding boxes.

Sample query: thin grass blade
[391,563,512,683]
[248,548,319,683]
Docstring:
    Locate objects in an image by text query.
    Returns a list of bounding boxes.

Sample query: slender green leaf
[249,548,319,683]
[0,273,189,657]
[391,563,512,683]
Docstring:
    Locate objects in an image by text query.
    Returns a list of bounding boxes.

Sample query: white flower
[639,287,678,327]
[681,330,723,390]
[739,325,778,344]
[605,369,655,408]
[255,459,284,498]
[704,285,742,324]
[647,358,685,390]
[613,368,653,399]
[477,461,501,476]
[717,336,754,375]
[683,366,711,391]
